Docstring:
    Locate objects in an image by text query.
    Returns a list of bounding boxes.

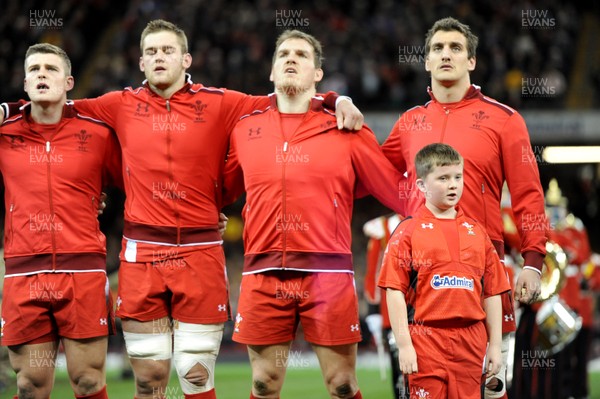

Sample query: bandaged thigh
[173,322,224,394]
[123,331,172,360]
[485,332,510,398]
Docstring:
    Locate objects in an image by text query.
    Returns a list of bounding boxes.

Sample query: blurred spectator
[0,0,583,112]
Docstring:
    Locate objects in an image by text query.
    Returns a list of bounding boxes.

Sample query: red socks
[75,385,108,399]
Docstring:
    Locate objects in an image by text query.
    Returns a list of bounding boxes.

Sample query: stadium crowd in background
[0,0,585,110]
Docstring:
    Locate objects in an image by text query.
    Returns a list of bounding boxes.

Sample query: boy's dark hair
[425,17,479,59]
[415,143,463,179]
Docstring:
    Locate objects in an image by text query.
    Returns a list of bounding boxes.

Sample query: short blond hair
[140,19,188,53]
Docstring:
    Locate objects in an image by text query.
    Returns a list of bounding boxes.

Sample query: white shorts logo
[430,274,474,291]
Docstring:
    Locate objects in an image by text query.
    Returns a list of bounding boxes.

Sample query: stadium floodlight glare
[542,146,600,164]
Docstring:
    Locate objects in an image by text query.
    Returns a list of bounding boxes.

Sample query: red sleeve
[102,130,123,190]
[483,233,511,298]
[73,92,123,129]
[221,129,245,206]
[351,126,406,216]
[220,91,270,135]
[2,100,28,120]
[378,224,412,293]
[501,112,547,270]
[320,91,339,110]
[381,117,408,173]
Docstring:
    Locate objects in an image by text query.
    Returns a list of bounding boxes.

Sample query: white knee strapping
[485,332,510,399]
[123,331,172,360]
[173,322,224,394]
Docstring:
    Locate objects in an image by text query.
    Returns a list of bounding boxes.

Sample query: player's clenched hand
[97,192,107,215]
[514,268,541,304]
[218,213,228,237]
[485,343,502,377]
[335,98,363,131]
[398,343,418,374]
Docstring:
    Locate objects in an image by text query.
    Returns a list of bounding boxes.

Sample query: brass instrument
[534,242,582,355]
[537,241,568,301]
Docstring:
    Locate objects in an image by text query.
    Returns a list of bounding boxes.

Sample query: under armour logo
[116,296,122,309]
[136,102,149,113]
[99,318,107,325]
[248,127,261,136]
[9,136,26,149]
[504,314,514,322]
[218,304,227,312]
[350,324,360,332]
[421,223,433,229]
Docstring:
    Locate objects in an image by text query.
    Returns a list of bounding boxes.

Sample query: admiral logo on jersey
[430,274,474,291]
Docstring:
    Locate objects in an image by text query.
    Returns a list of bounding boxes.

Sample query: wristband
[523,265,542,275]
[335,95,352,108]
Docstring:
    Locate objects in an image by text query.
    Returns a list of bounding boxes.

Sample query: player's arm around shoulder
[350,125,407,215]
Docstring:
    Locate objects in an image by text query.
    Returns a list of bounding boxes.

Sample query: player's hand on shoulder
[335,97,363,131]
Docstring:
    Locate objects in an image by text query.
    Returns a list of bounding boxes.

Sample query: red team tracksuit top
[382,85,546,270]
[0,102,121,276]
[382,85,547,332]
[382,85,547,269]
[224,94,406,274]
[72,76,270,252]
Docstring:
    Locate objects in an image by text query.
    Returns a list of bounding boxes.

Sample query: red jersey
[72,76,270,248]
[378,205,510,326]
[382,85,547,270]
[0,102,121,276]
[224,94,405,274]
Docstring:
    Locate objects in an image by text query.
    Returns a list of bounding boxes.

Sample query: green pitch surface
[25,363,396,399]
[6,364,600,398]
